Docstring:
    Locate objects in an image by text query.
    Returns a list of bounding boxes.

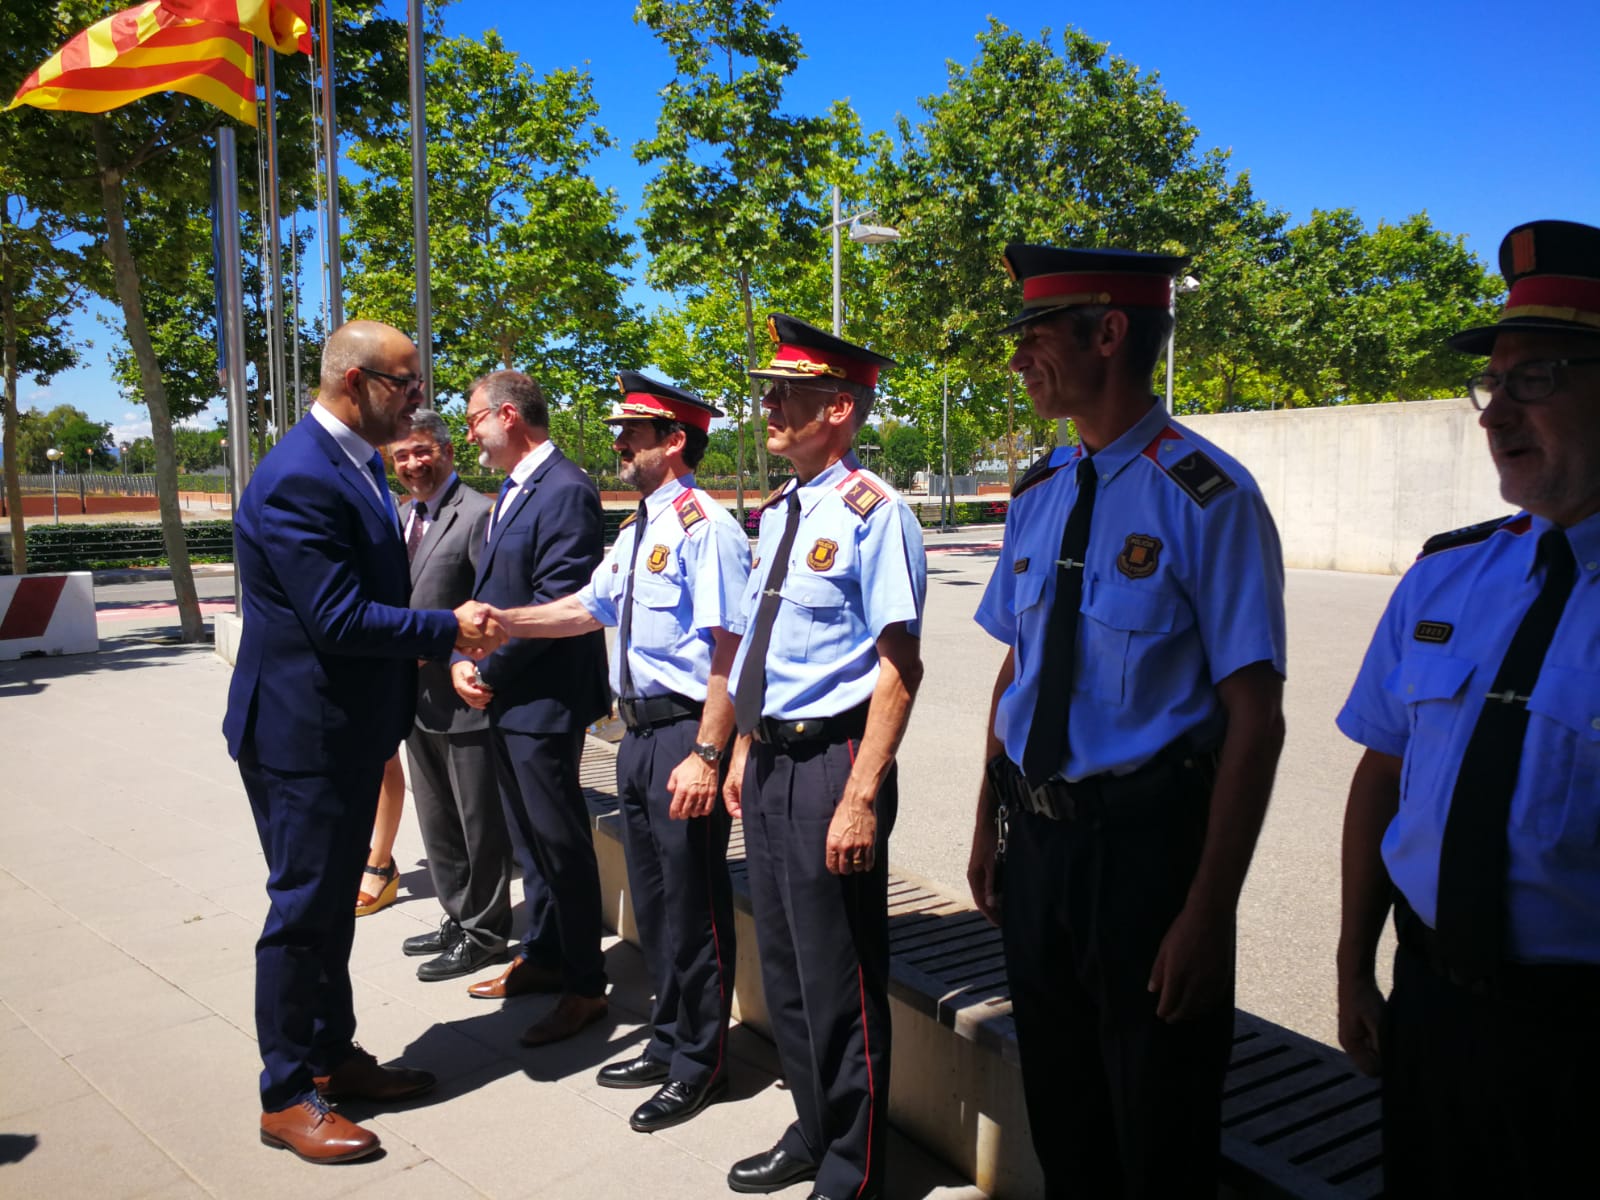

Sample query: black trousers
[1383,940,1600,1198]
[615,717,737,1086]
[1000,767,1230,1200]
[490,725,607,997]
[742,735,896,1200]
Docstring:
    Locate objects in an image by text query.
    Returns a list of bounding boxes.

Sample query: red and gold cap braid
[764,342,881,387]
[1021,270,1174,312]
[608,393,713,433]
[1500,274,1600,331]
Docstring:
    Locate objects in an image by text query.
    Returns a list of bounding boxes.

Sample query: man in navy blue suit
[224,320,504,1164]
[451,370,613,1046]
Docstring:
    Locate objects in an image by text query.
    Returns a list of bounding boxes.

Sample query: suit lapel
[478,446,565,588]
[306,418,402,540]
[410,478,460,582]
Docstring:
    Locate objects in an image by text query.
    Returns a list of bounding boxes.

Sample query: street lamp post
[119,442,130,476]
[1164,274,1202,413]
[45,447,61,523]
[825,186,900,336]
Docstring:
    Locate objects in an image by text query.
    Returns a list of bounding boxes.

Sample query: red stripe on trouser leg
[855,964,875,1198]
[0,576,68,641]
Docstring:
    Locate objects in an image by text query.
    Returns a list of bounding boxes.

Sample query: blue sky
[30,0,1600,444]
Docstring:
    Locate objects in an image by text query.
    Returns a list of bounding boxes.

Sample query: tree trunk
[93,118,204,642]
[1,223,27,574]
[736,266,768,493]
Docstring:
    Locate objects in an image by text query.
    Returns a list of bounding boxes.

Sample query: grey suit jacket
[409,476,494,735]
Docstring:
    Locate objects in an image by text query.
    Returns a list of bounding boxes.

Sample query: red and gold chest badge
[807,538,839,571]
[646,544,670,573]
[1116,534,1162,579]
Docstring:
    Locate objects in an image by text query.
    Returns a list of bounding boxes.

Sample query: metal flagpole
[407,0,432,404]
[307,58,330,337]
[216,129,253,610]
[831,184,842,336]
[317,0,343,328]
[289,192,303,420]
[263,47,286,434]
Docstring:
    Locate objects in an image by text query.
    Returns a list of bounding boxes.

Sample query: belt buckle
[1025,781,1063,821]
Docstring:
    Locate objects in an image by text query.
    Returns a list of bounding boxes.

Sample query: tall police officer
[493,373,748,1133]
[1336,219,1600,1197]
[968,246,1287,1198]
[722,315,927,1200]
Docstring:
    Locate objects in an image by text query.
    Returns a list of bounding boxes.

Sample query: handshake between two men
[452,601,508,660]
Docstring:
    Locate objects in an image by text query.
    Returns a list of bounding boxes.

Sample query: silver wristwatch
[692,741,721,765]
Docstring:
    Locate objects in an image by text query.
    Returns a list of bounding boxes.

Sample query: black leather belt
[1393,897,1600,1006]
[616,692,702,734]
[987,740,1219,823]
[753,702,870,748]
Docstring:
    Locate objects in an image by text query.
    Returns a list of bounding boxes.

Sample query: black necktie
[367,451,397,528]
[734,490,803,735]
[1434,529,1577,976]
[1021,455,1099,788]
[616,500,649,700]
[405,500,427,562]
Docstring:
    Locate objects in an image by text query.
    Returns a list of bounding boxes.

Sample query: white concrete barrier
[0,572,98,660]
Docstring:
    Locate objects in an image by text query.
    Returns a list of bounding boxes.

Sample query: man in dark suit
[390,409,517,982]
[451,369,612,1046]
[224,320,503,1163]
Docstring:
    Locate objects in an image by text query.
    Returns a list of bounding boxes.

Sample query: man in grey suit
[391,410,517,981]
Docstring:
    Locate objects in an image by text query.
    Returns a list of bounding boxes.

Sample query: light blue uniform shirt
[1337,509,1600,964]
[727,454,927,721]
[976,402,1286,781]
[578,474,751,702]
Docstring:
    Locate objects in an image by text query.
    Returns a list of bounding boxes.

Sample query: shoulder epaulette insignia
[838,471,886,519]
[1158,448,1235,507]
[1012,453,1064,499]
[757,482,794,514]
[1418,514,1527,559]
[617,510,638,530]
[674,490,706,533]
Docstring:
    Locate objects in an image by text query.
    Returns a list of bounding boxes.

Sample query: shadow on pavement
[0,640,215,698]
[0,1133,39,1164]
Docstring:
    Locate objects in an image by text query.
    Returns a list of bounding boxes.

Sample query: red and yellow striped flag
[159,1,312,56]
[6,1,257,127]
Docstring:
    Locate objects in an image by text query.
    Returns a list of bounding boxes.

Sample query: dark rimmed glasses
[1467,357,1600,410]
[359,365,424,395]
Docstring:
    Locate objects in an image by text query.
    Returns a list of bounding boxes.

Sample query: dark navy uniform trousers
[743,735,896,1200]
[615,717,737,1086]
[1001,761,1230,1200]
[241,747,385,1112]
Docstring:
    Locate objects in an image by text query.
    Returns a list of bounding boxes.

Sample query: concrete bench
[578,737,1382,1200]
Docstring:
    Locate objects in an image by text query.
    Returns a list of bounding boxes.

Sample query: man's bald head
[321,321,412,397]
[316,320,424,446]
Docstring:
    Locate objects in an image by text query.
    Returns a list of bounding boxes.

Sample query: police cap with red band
[607,370,721,433]
[750,313,896,389]
[1449,220,1600,354]
[1001,243,1192,332]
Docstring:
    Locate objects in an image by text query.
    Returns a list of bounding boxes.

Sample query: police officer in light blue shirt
[720,314,926,1200]
[493,372,747,1135]
[1336,219,1600,1198]
[968,245,1287,1200]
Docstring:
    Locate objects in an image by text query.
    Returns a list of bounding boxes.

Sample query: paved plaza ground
[0,531,1400,1197]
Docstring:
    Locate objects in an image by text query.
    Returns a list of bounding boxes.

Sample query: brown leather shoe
[313,1046,435,1103]
[519,993,609,1047]
[260,1096,380,1163]
[467,954,563,1000]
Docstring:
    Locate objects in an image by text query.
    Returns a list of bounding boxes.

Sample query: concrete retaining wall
[1177,398,1510,575]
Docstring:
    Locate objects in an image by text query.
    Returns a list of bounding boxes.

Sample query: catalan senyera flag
[6,1,257,127]
[159,0,312,56]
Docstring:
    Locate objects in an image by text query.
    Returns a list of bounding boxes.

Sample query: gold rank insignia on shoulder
[675,493,706,532]
[1116,534,1162,579]
[617,510,638,530]
[807,538,838,571]
[840,476,886,518]
[647,544,670,573]
[1414,620,1453,644]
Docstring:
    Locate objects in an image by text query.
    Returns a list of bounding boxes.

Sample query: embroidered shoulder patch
[617,510,638,530]
[1417,515,1526,559]
[1012,454,1063,499]
[839,473,886,519]
[1162,449,1235,507]
[675,492,706,533]
[757,484,792,514]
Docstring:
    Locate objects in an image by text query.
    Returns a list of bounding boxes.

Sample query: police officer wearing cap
[721,315,926,1200]
[491,372,748,1133]
[1336,219,1600,1198]
[968,245,1287,1198]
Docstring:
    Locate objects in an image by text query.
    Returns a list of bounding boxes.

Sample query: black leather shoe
[403,916,461,958]
[629,1076,727,1133]
[416,936,508,982]
[596,1053,672,1090]
[727,1146,816,1194]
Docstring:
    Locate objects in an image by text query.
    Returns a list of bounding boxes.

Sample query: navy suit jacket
[223,414,458,772]
[467,445,609,734]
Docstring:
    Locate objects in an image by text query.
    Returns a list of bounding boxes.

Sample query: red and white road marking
[0,572,98,660]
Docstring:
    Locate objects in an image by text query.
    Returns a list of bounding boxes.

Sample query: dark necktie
[616,500,649,700]
[405,500,427,562]
[490,476,516,535]
[1433,529,1577,976]
[1021,455,1099,788]
[367,451,397,528]
[734,489,803,735]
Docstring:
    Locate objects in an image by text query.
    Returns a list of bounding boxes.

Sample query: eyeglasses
[359,366,424,394]
[464,405,495,432]
[1467,357,1600,410]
